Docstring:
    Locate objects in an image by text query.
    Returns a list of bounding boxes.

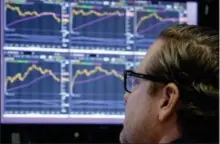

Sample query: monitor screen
[1,0,198,124]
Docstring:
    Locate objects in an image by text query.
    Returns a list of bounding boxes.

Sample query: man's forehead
[136,39,164,73]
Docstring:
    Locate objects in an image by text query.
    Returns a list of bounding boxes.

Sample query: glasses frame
[124,70,170,93]
[124,71,218,110]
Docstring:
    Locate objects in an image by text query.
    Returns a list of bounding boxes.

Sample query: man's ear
[158,83,179,122]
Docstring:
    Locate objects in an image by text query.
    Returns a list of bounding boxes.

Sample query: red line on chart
[74,74,112,85]
[7,13,61,27]
[138,18,178,34]
[72,14,123,31]
[7,73,60,92]
[7,72,123,92]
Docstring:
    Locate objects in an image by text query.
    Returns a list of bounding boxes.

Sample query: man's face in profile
[120,39,166,143]
[119,25,219,143]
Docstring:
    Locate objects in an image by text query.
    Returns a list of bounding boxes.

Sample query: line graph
[4,61,63,113]
[135,11,180,51]
[136,13,172,30]
[70,36,126,47]
[72,9,124,17]
[5,99,60,107]
[72,8,125,32]
[6,3,62,33]
[7,71,61,92]
[71,65,124,89]
[4,99,61,113]
[6,3,64,25]
[71,7,126,48]
[6,61,62,95]
[70,63,125,114]
[136,11,179,36]
[70,100,125,114]
[6,64,60,85]
[5,2,64,47]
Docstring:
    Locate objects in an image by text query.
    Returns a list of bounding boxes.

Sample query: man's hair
[148,24,219,142]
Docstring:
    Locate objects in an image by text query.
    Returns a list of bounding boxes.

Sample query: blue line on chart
[5,28,61,32]
[135,39,155,43]
[70,100,124,105]
[5,105,61,108]
[73,93,124,96]
[6,92,61,96]
[5,33,61,39]
[5,99,60,105]
[71,102,125,105]
[70,100,123,103]
[71,102,124,106]
[5,38,62,43]
[70,41,126,46]
[70,37,126,42]
[70,105,125,109]
[71,102,125,106]
[135,44,152,47]
[71,104,125,108]
[72,15,115,31]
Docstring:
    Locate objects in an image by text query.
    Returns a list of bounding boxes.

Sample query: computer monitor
[1,0,198,124]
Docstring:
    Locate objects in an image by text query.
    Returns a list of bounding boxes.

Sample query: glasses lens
[126,74,140,93]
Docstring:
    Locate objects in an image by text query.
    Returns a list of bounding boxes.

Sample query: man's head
[120,25,219,143]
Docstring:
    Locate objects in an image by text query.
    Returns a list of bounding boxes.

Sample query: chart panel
[69,53,134,115]
[136,12,179,37]
[4,0,69,48]
[134,2,187,52]
[70,1,130,51]
[3,51,70,115]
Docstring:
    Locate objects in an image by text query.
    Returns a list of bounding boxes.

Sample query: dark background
[1,0,219,143]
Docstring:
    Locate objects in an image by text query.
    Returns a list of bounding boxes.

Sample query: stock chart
[5,60,62,114]
[4,0,187,51]
[70,6,126,49]
[5,1,64,47]
[136,11,179,36]
[70,63,125,114]
[135,10,183,51]
[2,0,192,121]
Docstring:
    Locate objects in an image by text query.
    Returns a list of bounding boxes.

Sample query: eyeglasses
[124,70,219,111]
[124,70,170,93]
